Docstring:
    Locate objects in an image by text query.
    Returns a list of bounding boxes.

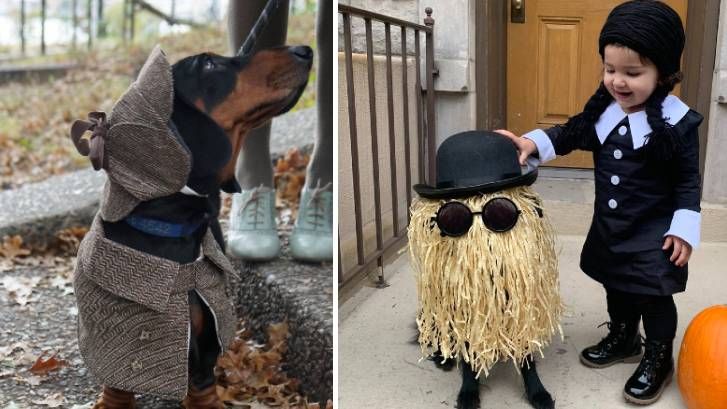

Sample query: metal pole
[424,8,436,185]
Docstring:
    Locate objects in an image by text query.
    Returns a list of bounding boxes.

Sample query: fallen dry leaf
[54,226,89,256]
[216,321,329,408]
[274,148,310,209]
[29,352,67,376]
[0,236,31,260]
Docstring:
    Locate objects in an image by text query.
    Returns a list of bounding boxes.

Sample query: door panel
[507,0,688,168]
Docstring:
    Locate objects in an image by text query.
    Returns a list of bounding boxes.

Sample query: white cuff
[523,129,556,164]
[664,209,701,249]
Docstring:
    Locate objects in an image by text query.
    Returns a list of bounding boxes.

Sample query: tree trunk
[87,0,93,49]
[72,0,78,49]
[41,0,46,55]
[19,0,26,55]
[97,0,106,37]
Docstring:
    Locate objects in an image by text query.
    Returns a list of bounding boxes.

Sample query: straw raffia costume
[72,46,236,399]
[408,131,563,377]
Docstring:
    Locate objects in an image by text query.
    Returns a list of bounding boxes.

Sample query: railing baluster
[337,5,435,289]
[365,18,386,285]
[342,12,365,267]
[415,29,424,184]
[401,26,412,222]
[385,23,399,238]
[424,8,436,185]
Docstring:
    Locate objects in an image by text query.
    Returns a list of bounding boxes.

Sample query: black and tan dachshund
[99,46,312,407]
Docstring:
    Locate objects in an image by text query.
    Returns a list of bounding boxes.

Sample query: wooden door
[506,0,687,168]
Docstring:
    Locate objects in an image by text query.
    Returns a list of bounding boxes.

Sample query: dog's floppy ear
[171,94,232,195]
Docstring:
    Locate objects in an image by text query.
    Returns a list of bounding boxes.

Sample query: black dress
[525,96,703,296]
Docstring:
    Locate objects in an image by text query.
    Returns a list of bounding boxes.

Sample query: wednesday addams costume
[522,1,701,404]
[524,94,702,296]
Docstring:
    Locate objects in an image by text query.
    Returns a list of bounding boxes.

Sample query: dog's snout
[290,46,313,61]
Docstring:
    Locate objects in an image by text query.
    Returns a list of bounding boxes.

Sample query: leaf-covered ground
[0,11,316,191]
[0,221,331,409]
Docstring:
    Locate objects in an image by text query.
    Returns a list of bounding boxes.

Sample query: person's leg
[227,0,289,261]
[624,294,676,404]
[305,0,332,189]
[290,0,333,262]
[580,287,643,368]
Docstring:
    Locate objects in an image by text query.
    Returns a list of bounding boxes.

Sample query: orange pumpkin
[677,305,727,409]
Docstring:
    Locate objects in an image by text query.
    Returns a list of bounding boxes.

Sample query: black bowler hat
[413,130,537,199]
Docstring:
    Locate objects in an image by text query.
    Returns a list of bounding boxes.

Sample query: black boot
[580,321,642,368]
[623,339,674,405]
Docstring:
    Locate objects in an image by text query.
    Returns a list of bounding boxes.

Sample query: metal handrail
[338,4,436,290]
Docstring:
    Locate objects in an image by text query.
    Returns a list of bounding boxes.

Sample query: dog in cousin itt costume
[408,131,564,409]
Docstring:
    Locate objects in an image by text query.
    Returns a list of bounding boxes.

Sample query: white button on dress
[608,199,618,209]
[618,125,628,135]
[614,149,623,159]
[611,175,620,185]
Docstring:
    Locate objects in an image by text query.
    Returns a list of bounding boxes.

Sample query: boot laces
[596,321,627,350]
[301,180,332,230]
[638,340,668,378]
[238,185,268,228]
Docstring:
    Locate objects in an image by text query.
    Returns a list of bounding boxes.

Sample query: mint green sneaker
[289,181,333,262]
[227,186,280,261]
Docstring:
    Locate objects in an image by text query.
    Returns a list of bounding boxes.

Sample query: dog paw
[428,349,456,371]
[528,390,555,409]
[456,390,480,409]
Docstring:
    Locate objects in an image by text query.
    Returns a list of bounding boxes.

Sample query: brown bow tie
[70,111,109,171]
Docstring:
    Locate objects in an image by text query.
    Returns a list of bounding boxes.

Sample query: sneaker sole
[623,368,673,405]
[579,350,643,369]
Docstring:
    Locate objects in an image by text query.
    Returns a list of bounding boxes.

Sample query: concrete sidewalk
[339,235,727,409]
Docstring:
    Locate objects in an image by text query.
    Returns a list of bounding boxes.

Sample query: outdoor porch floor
[339,235,727,409]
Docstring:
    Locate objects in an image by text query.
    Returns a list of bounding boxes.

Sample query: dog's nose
[290,46,313,61]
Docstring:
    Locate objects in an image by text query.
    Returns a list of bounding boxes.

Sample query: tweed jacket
[72,46,236,399]
[74,216,237,399]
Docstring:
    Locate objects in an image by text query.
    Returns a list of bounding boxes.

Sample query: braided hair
[560,0,686,161]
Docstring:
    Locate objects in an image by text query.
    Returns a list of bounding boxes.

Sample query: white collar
[594,94,690,149]
[180,186,207,197]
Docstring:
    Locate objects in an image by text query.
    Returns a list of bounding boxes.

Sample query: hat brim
[413,168,538,199]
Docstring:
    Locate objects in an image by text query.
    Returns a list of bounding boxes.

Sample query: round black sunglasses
[430,197,522,237]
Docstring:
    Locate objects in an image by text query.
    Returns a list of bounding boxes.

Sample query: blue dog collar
[124,215,203,238]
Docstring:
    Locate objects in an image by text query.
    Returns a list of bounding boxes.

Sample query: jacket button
[613,149,623,159]
[139,330,151,341]
[618,125,628,135]
[608,199,618,209]
[131,359,143,371]
[611,175,620,185]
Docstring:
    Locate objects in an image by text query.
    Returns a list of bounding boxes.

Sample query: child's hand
[663,235,692,267]
[495,129,537,166]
